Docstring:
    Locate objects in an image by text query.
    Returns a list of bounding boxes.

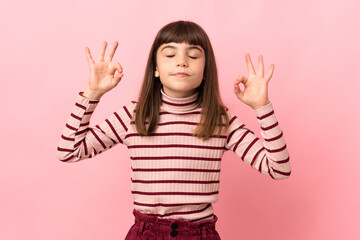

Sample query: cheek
[197,62,206,74]
[161,65,174,76]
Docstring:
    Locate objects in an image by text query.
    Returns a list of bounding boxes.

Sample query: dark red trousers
[124,209,221,240]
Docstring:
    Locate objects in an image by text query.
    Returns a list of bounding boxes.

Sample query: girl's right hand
[85,41,124,96]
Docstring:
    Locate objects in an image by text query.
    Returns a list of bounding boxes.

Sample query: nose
[176,54,188,67]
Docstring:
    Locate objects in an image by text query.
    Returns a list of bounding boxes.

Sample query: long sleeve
[56,92,133,163]
[225,102,291,180]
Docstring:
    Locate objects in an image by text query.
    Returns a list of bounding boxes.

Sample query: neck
[160,87,200,114]
[162,87,197,98]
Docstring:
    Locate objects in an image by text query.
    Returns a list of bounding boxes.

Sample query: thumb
[114,73,124,85]
[234,75,246,100]
[108,63,118,76]
[114,63,124,83]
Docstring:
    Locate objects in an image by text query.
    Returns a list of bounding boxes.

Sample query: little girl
[57,20,291,240]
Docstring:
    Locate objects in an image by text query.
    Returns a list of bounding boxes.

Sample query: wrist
[251,100,271,110]
[83,87,105,100]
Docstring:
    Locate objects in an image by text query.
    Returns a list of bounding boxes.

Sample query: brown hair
[134,20,229,140]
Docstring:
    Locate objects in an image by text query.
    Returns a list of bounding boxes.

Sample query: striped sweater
[56,87,291,222]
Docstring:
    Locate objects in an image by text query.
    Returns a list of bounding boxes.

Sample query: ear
[155,68,159,77]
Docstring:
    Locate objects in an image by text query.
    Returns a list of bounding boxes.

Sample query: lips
[172,72,189,76]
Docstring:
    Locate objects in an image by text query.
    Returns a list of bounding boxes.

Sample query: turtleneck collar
[160,87,200,114]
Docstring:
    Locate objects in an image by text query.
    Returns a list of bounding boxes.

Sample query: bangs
[155,21,207,50]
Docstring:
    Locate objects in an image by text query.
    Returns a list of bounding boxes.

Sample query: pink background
[1,0,359,239]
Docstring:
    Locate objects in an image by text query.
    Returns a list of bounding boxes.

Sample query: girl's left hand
[234,53,274,110]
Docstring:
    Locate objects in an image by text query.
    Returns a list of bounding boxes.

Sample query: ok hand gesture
[234,54,274,110]
[85,41,124,96]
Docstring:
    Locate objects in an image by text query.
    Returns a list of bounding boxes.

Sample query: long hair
[134,20,229,140]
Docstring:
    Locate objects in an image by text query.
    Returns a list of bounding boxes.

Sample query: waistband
[132,209,218,229]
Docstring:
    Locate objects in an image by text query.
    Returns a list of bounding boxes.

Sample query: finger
[114,72,124,84]
[234,75,248,86]
[265,64,274,82]
[245,53,256,75]
[115,62,123,73]
[98,41,107,61]
[258,55,264,77]
[234,83,241,94]
[114,63,124,84]
[117,62,123,72]
[105,41,119,62]
[85,47,95,65]
[109,62,118,75]
[234,77,245,100]
[109,62,123,76]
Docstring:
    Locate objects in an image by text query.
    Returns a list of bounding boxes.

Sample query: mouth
[172,72,190,77]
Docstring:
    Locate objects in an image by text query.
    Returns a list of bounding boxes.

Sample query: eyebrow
[161,45,203,53]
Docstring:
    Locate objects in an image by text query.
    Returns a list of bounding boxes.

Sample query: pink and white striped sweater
[57,88,291,222]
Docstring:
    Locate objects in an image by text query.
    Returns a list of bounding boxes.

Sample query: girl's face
[155,42,205,98]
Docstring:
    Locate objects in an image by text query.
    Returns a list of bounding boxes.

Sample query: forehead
[159,42,204,52]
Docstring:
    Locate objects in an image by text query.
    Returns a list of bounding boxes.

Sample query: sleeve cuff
[78,91,100,103]
[75,91,100,113]
[253,101,273,117]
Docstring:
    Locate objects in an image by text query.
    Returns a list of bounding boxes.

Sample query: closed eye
[166,55,198,59]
